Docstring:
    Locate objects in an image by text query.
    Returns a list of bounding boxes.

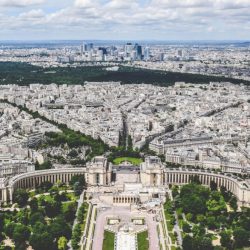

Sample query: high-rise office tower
[87,43,94,51]
[80,44,84,55]
[125,43,134,56]
[144,47,150,60]
[135,43,142,60]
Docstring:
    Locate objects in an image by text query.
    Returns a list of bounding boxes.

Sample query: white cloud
[74,0,99,8]
[0,0,249,39]
[105,0,139,10]
[19,9,45,19]
[215,0,250,9]
[0,0,44,7]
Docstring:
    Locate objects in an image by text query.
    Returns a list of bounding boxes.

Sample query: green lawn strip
[178,219,183,229]
[169,232,176,245]
[164,211,172,221]
[81,202,89,231]
[166,220,174,231]
[113,157,143,165]
[71,202,89,250]
[102,230,115,250]
[137,231,149,250]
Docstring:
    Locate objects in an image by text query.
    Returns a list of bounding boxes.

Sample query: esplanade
[0,156,249,206]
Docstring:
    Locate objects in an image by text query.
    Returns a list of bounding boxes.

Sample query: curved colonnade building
[0,168,86,203]
[0,156,249,206]
[165,169,249,206]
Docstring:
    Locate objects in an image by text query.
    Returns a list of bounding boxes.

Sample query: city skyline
[1,0,250,40]
[0,2,249,250]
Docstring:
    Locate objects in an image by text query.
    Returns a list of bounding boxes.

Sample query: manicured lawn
[38,194,54,203]
[81,202,89,230]
[169,232,176,244]
[66,192,78,201]
[137,231,149,250]
[113,157,143,166]
[102,230,115,250]
[167,220,174,231]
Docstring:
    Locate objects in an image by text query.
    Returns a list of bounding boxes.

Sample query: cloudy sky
[0,0,250,40]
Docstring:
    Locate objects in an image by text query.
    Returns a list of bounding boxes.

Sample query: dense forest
[0,62,249,86]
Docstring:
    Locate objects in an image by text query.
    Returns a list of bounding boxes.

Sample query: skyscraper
[86,43,94,52]
[83,42,94,52]
[80,44,84,55]
[135,43,142,60]
[144,47,150,60]
[125,43,134,56]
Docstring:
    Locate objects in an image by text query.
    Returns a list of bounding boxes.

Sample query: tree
[73,182,83,196]
[68,150,78,158]
[58,236,68,250]
[0,246,12,250]
[220,230,232,250]
[183,235,193,250]
[54,192,67,203]
[233,227,250,248]
[4,222,16,238]
[30,212,45,225]
[70,175,85,187]
[12,224,30,245]
[172,186,179,198]
[44,200,61,218]
[206,191,226,215]
[29,232,54,250]
[0,213,4,233]
[50,216,71,240]
[206,216,218,230]
[28,198,38,212]
[210,180,217,191]
[220,186,232,202]
[62,202,77,222]
[192,225,205,237]
[71,223,81,250]
[127,135,133,151]
[0,214,4,242]
[196,214,206,225]
[195,237,213,250]
[16,209,29,225]
[29,222,55,250]
[38,181,53,192]
[13,189,29,207]
[238,209,250,231]
[229,196,238,211]
[70,175,85,196]
[182,221,191,233]
[77,204,86,223]
[186,213,193,221]
[35,161,52,170]
[179,183,210,216]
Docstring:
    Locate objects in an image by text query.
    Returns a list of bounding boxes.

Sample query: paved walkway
[69,191,85,250]
[174,211,183,246]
